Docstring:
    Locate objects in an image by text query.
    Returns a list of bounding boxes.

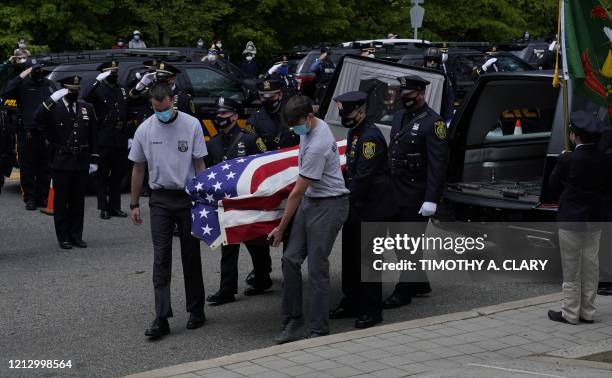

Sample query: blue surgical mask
[292,123,310,135]
[155,108,174,123]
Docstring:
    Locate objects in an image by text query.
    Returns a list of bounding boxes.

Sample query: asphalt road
[0,180,559,377]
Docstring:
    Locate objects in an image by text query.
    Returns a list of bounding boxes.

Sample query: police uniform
[33,75,98,249]
[547,111,611,324]
[384,75,449,308]
[205,97,272,305]
[128,61,196,119]
[246,79,299,150]
[1,59,55,209]
[269,56,299,98]
[309,47,336,104]
[423,47,455,123]
[0,108,16,194]
[598,128,612,295]
[329,91,396,329]
[83,60,130,219]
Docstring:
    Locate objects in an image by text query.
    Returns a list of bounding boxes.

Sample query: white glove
[481,58,498,72]
[135,72,155,91]
[548,41,557,52]
[267,63,281,75]
[127,139,133,150]
[89,164,98,175]
[96,71,111,82]
[50,88,69,102]
[19,67,32,79]
[418,202,437,217]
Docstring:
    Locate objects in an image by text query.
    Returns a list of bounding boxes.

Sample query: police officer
[547,111,611,324]
[33,75,99,249]
[82,60,130,220]
[246,78,299,151]
[1,59,55,210]
[383,75,449,309]
[0,108,16,194]
[329,91,395,329]
[598,127,612,296]
[269,56,299,98]
[205,97,272,305]
[309,47,336,104]
[423,47,455,123]
[474,48,500,77]
[129,61,195,118]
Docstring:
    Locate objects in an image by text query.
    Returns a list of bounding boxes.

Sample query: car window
[494,56,532,71]
[484,108,554,143]
[183,68,243,99]
[452,56,478,82]
[47,69,98,94]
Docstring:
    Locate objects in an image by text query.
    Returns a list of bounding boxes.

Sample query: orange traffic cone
[40,179,54,216]
[513,119,523,136]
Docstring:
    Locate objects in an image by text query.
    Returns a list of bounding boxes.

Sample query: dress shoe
[186,312,206,329]
[548,310,574,324]
[245,270,256,286]
[71,240,87,248]
[244,277,272,296]
[355,314,382,329]
[329,301,358,319]
[580,317,594,324]
[275,316,304,344]
[382,293,411,309]
[110,209,128,218]
[206,291,235,305]
[59,241,73,249]
[100,210,111,220]
[597,283,612,296]
[145,317,170,338]
[25,201,37,211]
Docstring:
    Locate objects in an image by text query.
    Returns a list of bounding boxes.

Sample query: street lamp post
[410,0,425,39]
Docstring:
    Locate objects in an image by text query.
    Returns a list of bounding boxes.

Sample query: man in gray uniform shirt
[128,83,207,340]
[268,95,349,344]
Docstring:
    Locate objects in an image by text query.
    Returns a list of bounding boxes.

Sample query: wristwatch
[129,203,140,210]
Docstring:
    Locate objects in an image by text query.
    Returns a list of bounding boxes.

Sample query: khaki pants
[559,229,601,324]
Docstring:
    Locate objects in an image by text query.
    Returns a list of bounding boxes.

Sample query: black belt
[305,193,348,201]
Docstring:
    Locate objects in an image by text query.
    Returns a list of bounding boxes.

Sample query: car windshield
[184,68,243,99]
[297,51,357,74]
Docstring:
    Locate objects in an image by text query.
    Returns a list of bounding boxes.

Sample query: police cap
[398,75,430,94]
[216,96,241,114]
[97,59,119,72]
[257,78,282,98]
[570,110,607,135]
[57,74,82,89]
[333,91,367,116]
[142,60,181,78]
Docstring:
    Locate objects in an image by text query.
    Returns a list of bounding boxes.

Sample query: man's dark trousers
[18,129,49,204]
[52,169,87,242]
[219,243,271,294]
[149,189,205,318]
[96,147,128,211]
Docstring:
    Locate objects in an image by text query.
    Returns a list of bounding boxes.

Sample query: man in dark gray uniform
[128,83,207,339]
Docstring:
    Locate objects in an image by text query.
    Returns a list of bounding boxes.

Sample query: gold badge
[245,123,256,134]
[263,80,271,90]
[434,120,447,140]
[256,137,267,152]
[73,76,80,85]
[160,63,165,70]
[362,141,376,159]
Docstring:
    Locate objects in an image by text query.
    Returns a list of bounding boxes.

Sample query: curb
[124,292,563,378]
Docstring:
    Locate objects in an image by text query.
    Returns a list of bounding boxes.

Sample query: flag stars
[224,193,232,199]
[226,171,236,180]
[221,163,231,170]
[207,171,217,180]
[236,158,246,163]
[198,208,209,218]
[194,182,204,191]
[205,193,215,203]
[202,224,213,235]
[212,181,222,191]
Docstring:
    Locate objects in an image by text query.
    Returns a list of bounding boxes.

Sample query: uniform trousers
[18,129,49,204]
[219,243,271,294]
[96,147,128,211]
[52,168,87,242]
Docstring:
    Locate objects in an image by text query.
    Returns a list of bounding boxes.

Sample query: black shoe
[70,240,87,248]
[382,293,411,309]
[186,313,206,329]
[329,301,358,319]
[59,241,72,249]
[245,270,256,287]
[244,278,272,296]
[110,209,127,218]
[25,201,37,211]
[100,210,111,220]
[580,317,594,324]
[548,310,573,324]
[355,314,382,329]
[275,317,304,344]
[597,283,612,296]
[206,291,235,305]
[145,318,170,338]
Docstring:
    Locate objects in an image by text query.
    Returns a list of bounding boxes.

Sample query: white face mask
[197,42,203,47]
[246,55,253,61]
[209,55,217,62]
[134,35,140,40]
[18,43,26,49]
[216,43,222,48]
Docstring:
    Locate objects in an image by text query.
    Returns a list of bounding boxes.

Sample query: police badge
[363,141,376,159]
[178,140,188,152]
[434,121,447,140]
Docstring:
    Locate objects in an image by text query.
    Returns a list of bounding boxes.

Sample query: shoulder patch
[434,120,447,140]
[362,140,376,159]
[256,137,267,152]
[245,123,256,134]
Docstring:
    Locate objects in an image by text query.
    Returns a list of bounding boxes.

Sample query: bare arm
[193,157,206,175]
[130,162,146,225]
[268,176,310,247]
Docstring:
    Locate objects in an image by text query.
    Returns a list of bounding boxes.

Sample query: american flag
[187,140,347,248]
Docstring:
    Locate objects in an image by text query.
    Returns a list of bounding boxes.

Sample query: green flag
[563,0,611,115]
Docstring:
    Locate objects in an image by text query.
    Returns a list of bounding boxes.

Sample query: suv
[397,49,535,103]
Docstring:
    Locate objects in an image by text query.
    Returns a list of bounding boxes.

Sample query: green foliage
[0,0,559,62]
